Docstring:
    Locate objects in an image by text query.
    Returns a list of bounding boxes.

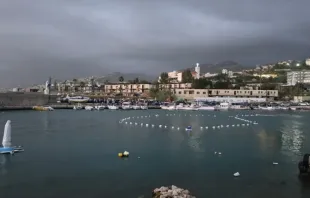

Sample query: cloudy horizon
[0,0,310,87]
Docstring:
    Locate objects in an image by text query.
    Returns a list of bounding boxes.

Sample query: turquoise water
[0,110,310,197]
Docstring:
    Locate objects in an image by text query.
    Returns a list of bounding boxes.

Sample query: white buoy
[247,124,249,126]
[233,172,240,177]
[130,122,132,125]
[218,152,222,155]
[221,125,223,128]
[159,125,162,128]
[232,125,235,127]
[125,122,127,124]
[217,126,220,128]
[205,126,208,129]
[226,125,229,127]
[177,127,180,130]
[242,124,245,126]
[164,126,167,128]
[273,162,278,165]
[141,123,143,126]
[237,124,239,127]
[212,126,215,129]
[214,151,217,154]
[152,124,155,127]
[146,124,149,127]
[172,126,174,129]
[200,126,203,129]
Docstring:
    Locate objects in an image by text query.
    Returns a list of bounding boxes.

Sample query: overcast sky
[0,0,310,87]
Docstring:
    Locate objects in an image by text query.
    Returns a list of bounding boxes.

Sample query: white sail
[2,120,12,148]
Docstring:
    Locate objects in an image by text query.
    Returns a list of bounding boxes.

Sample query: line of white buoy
[119,114,259,130]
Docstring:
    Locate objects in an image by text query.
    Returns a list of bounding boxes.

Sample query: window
[203,92,206,94]
[189,91,194,94]
[184,91,187,94]
[178,91,181,94]
[196,92,200,94]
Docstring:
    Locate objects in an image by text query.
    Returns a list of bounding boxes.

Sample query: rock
[152,185,195,198]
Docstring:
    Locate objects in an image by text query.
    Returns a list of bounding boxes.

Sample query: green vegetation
[159,72,169,84]
[192,78,212,89]
[182,69,194,83]
[118,76,124,82]
[149,83,176,101]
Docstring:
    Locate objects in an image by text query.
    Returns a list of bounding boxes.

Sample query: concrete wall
[0,93,57,107]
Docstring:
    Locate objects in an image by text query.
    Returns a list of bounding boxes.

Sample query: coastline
[0,104,162,111]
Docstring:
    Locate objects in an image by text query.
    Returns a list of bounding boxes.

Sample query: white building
[287,70,310,86]
[228,71,234,78]
[306,58,310,66]
[195,63,200,79]
[167,71,183,82]
[222,69,228,75]
[204,73,218,78]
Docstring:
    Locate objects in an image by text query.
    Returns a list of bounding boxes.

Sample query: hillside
[183,61,251,73]
[93,72,157,83]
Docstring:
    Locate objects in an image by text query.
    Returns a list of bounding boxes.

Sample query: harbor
[0,109,309,198]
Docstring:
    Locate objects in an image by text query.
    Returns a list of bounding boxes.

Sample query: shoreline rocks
[152,185,195,198]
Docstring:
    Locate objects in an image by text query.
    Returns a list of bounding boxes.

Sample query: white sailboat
[0,120,24,154]
[108,104,119,110]
[73,103,83,110]
[122,102,132,110]
[85,106,94,111]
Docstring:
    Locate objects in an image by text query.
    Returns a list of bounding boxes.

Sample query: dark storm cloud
[0,0,310,87]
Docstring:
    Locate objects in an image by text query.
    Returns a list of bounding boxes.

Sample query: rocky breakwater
[152,185,195,198]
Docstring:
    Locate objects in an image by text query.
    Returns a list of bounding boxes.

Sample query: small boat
[217,102,230,110]
[73,103,83,110]
[140,104,148,110]
[95,105,106,110]
[122,102,132,110]
[185,126,192,131]
[108,104,119,110]
[85,106,94,111]
[197,105,215,111]
[33,106,54,111]
[65,95,90,103]
[132,104,141,110]
[176,103,198,111]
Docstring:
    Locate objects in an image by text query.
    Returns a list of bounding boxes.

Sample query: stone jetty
[152,185,195,198]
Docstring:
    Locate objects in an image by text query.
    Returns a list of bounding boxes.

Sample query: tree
[192,78,212,89]
[182,69,194,83]
[118,76,124,82]
[133,78,139,84]
[159,72,169,84]
[79,81,85,92]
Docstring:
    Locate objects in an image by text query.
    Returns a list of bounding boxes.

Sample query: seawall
[0,92,57,107]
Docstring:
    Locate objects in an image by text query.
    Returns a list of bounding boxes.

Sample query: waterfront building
[306,58,310,66]
[174,88,278,101]
[287,70,310,86]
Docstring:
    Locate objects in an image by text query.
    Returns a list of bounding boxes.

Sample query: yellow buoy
[118,153,123,157]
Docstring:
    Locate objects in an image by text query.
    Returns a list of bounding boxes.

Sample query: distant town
[4,57,310,103]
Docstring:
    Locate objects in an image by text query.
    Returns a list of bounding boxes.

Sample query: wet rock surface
[152,185,196,198]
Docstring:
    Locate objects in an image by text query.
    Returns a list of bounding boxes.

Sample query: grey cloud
[0,0,310,87]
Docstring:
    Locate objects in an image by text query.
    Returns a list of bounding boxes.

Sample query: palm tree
[79,81,85,93]
[119,76,124,83]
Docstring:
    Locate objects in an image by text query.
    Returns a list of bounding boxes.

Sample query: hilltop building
[287,70,310,86]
